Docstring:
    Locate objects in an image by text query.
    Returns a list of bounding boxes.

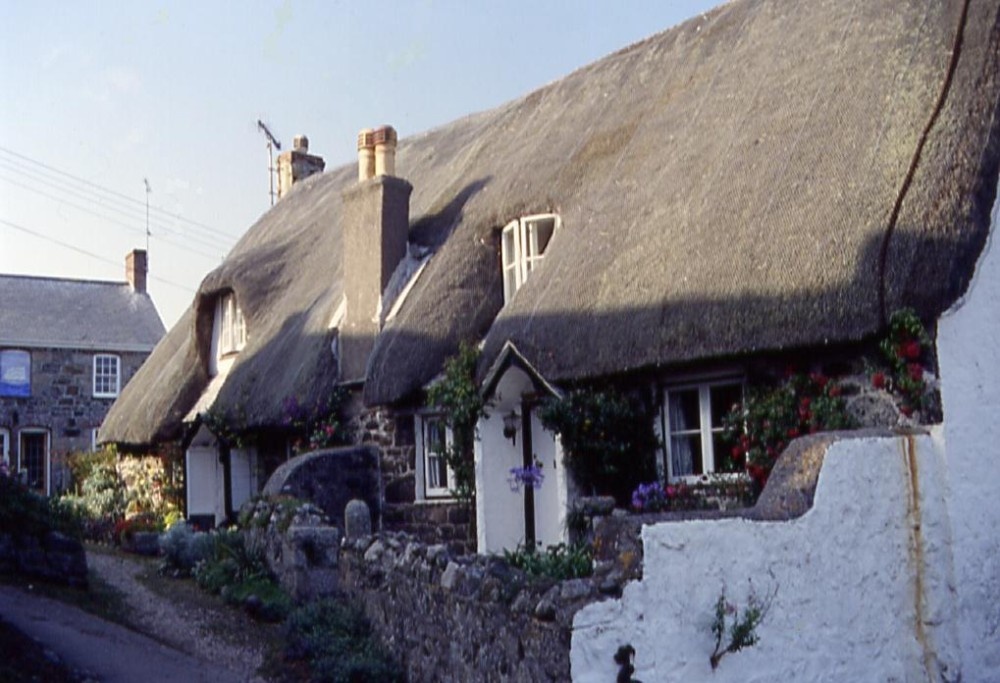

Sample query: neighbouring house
[100,0,999,556]
[0,250,165,495]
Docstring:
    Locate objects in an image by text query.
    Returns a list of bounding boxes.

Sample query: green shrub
[285,599,403,683]
[222,576,292,622]
[0,473,82,539]
[504,542,593,581]
[538,388,658,505]
[159,522,214,576]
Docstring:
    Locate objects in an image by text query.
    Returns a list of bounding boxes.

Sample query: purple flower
[508,464,544,492]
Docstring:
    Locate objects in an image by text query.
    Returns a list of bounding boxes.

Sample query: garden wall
[338,533,621,682]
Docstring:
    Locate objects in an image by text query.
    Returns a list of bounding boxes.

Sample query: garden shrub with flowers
[631,477,754,513]
[282,385,352,454]
[721,371,854,491]
[871,308,934,418]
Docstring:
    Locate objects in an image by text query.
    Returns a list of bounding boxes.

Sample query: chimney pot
[373,125,398,177]
[292,134,309,152]
[126,249,148,293]
[357,128,375,182]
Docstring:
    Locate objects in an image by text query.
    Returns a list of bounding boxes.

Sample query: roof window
[501,214,559,303]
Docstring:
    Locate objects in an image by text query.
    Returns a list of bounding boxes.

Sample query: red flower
[810,372,829,389]
[827,384,842,397]
[731,446,743,459]
[900,404,914,417]
[899,340,921,360]
[800,397,811,408]
[787,427,799,439]
[907,363,923,381]
[872,372,886,389]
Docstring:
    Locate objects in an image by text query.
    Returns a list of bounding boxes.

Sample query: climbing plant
[426,342,485,504]
[538,387,658,505]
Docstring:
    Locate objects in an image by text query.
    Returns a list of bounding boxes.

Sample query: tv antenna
[256,119,282,207]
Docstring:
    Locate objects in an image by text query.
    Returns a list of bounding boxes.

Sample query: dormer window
[501,214,559,303]
[216,292,247,357]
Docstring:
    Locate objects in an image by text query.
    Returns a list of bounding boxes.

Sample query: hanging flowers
[508,462,544,492]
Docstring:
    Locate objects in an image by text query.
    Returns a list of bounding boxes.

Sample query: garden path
[86,549,270,682]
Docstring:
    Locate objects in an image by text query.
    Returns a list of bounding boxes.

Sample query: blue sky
[1,1,720,328]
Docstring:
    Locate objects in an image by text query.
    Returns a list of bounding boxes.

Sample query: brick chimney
[126,249,147,293]
[277,134,325,199]
[340,125,411,382]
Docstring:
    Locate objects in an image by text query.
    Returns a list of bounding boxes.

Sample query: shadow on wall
[262,445,381,531]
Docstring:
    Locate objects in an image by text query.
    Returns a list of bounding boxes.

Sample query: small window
[665,379,744,480]
[0,428,9,470]
[415,414,455,500]
[93,354,121,398]
[217,293,247,357]
[501,214,559,302]
[0,350,31,397]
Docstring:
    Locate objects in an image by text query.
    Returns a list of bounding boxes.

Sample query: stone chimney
[340,125,411,382]
[126,249,147,293]
[277,134,325,199]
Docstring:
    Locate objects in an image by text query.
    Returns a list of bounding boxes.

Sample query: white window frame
[501,213,560,303]
[414,414,456,500]
[0,428,9,468]
[663,378,744,482]
[93,354,121,398]
[216,292,247,358]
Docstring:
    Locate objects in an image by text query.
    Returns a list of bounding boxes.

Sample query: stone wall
[0,531,88,587]
[262,446,381,530]
[0,348,148,493]
[339,532,624,682]
[355,407,472,545]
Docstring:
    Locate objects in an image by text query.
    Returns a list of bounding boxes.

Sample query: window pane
[671,434,703,476]
[668,389,701,433]
[710,383,743,427]
[501,225,517,269]
[424,418,448,492]
[526,217,555,257]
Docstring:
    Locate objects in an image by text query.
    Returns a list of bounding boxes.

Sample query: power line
[0,155,234,252]
[0,217,196,293]
[0,172,225,261]
[0,145,241,241]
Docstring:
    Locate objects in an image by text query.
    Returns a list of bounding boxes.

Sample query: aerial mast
[256,120,282,207]
[143,177,152,253]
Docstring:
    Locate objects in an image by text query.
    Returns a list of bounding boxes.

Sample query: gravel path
[86,551,270,682]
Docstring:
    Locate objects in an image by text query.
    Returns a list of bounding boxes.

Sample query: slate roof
[0,275,165,351]
[101,0,1000,447]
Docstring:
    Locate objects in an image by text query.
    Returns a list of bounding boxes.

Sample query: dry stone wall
[338,532,623,682]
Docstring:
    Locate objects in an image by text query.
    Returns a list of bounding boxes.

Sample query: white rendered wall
[476,365,570,553]
[936,178,1000,680]
[572,434,959,682]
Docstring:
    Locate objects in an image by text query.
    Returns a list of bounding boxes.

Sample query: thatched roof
[101,0,1000,447]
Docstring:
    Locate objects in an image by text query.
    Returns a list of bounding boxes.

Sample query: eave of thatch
[103,0,1000,446]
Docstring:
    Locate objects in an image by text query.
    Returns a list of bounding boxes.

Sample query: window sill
[93,393,119,399]
[416,495,456,504]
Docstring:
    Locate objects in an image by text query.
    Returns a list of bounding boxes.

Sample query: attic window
[501,214,559,303]
[217,293,247,357]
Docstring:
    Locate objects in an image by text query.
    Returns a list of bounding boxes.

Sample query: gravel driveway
[85,550,270,682]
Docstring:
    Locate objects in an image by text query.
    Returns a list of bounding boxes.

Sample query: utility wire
[0,217,196,293]
[0,173,225,262]
[0,145,241,241]
[0,156,234,252]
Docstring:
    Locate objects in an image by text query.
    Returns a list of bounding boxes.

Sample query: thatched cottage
[101,0,1000,552]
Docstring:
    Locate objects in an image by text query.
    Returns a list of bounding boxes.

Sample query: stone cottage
[0,250,165,494]
[101,0,999,556]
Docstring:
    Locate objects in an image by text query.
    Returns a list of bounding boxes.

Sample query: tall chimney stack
[340,125,411,381]
[277,134,325,199]
[126,249,147,293]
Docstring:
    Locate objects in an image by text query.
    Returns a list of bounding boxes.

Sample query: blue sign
[0,350,30,397]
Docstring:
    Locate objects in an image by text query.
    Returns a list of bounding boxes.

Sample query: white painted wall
[572,434,958,681]
[936,178,1000,681]
[475,365,570,554]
